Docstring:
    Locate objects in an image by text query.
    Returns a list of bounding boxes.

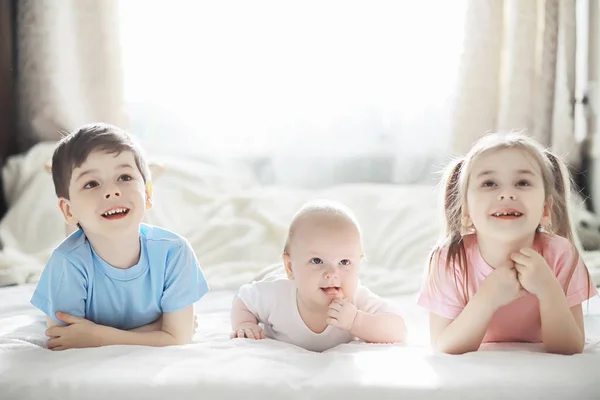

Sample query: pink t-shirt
[417,233,598,343]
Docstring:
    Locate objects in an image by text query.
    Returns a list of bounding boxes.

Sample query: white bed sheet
[1,284,600,400]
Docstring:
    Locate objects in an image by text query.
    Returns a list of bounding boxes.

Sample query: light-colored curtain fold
[16,0,126,149]
[452,0,581,166]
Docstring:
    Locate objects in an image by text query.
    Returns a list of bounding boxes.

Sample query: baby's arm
[230,297,264,339]
[350,311,406,343]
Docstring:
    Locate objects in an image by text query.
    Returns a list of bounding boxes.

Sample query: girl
[418,132,598,355]
[230,200,407,352]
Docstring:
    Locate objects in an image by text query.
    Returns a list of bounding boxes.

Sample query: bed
[1,143,600,400]
[1,285,600,399]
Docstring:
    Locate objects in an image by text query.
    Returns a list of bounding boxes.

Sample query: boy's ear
[58,198,79,226]
[145,182,153,210]
[283,253,294,280]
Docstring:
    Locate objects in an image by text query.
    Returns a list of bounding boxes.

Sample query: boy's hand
[511,248,561,299]
[327,298,358,331]
[45,312,101,350]
[230,322,264,340]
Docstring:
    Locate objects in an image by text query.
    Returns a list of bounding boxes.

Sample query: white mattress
[1,284,600,400]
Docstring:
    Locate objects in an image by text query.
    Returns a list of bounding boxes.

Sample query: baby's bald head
[283,200,362,255]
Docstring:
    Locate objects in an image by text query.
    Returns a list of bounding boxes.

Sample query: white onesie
[237,277,402,352]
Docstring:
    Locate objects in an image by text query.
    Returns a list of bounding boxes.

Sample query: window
[119,0,466,186]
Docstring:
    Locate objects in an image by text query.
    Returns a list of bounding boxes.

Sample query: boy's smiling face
[59,150,150,238]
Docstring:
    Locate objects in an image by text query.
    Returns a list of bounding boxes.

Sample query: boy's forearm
[128,319,162,333]
[96,325,190,347]
[350,312,407,343]
[434,291,496,354]
[539,285,584,355]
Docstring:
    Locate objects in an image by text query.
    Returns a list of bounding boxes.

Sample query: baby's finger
[237,329,246,338]
[326,317,338,327]
[245,328,255,339]
[229,331,237,339]
[327,308,339,318]
[329,302,342,312]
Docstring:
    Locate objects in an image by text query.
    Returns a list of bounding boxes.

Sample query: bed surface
[1,284,600,400]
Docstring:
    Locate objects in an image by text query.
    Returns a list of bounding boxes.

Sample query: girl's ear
[461,215,473,228]
[540,197,553,227]
[283,253,294,279]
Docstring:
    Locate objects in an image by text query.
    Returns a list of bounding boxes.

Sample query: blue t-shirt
[30,224,209,330]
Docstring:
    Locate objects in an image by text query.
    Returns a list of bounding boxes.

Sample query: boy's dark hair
[51,123,150,199]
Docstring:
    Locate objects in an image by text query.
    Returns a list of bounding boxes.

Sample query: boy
[31,123,209,350]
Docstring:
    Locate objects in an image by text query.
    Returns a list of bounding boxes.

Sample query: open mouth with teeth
[320,286,341,297]
[101,207,130,220]
[491,211,523,219]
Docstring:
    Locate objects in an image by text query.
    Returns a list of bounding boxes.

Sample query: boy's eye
[310,257,323,265]
[339,259,351,266]
[83,181,99,189]
[118,174,133,182]
[516,180,530,187]
[482,180,496,188]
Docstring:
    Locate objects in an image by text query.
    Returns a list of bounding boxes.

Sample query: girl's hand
[480,266,528,310]
[511,248,561,299]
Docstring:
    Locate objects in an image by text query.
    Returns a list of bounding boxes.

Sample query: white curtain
[119,0,467,187]
[16,0,126,150]
[451,0,583,167]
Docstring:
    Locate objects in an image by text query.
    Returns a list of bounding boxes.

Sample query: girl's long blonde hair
[429,132,583,304]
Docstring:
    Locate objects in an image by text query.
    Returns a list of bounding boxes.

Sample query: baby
[230,200,407,352]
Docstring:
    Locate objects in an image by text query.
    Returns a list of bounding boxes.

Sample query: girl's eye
[482,180,496,188]
[83,181,99,189]
[516,180,530,187]
[118,174,133,182]
[339,259,351,266]
[310,257,323,265]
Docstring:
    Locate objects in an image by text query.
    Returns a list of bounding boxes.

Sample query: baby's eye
[310,257,323,265]
[83,181,99,189]
[516,180,531,187]
[118,174,133,182]
[339,259,351,266]
[481,180,496,188]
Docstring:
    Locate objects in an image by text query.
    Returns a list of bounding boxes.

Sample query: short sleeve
[160,240,209,313]
[30,251,88,324]
[553,242,598,307]
[237,280,276,323]
[416,251,466,319]
[354,284,403,315]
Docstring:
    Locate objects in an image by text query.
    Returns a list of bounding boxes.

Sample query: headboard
[0,0,17,220]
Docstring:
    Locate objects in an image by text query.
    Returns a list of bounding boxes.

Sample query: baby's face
[284,214,362,309]
[60,150,149,239]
